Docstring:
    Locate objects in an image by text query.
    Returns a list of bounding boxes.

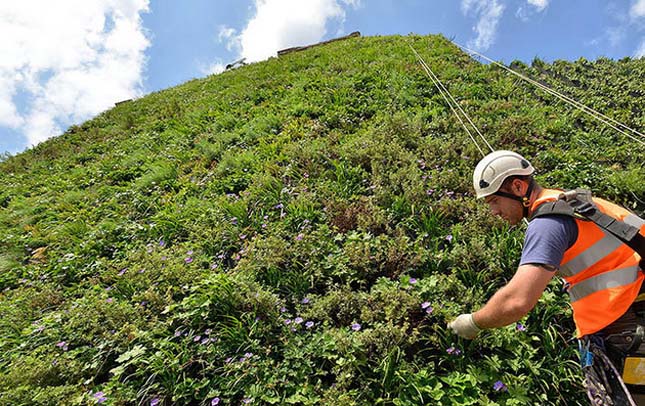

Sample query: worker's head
[473,150,535,224]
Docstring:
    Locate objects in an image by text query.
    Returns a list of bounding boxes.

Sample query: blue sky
[1,0,644,156]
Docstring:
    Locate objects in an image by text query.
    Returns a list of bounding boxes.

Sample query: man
[447,150,645,405]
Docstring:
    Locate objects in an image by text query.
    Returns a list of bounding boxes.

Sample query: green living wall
[0,34,643,405]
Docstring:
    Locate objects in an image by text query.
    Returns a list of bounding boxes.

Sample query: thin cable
[419,54,495,153]
[453,41,644,138]
[412,46,494,153]
[452,41,645,148]
[409,44,485,156]
[409,44,489,156]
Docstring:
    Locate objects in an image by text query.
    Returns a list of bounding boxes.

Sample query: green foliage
[0,34,642,405]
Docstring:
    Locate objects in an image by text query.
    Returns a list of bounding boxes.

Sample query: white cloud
[201,61,227,76]
[635,38,645,57]
[517,0,549,20]
[461,0,505,51]
[217,0,356,64]
[631,0,645,18]
[0,73,24,128]
[218,26,241,53]
[0,0,150,147]
[606,26,627,47]
[527,0,549,12]
[218,26,237,42]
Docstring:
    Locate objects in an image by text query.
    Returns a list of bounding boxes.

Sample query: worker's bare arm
[473,264,555,329]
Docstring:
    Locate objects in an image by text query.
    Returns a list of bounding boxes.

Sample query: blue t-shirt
[520,215,578,270]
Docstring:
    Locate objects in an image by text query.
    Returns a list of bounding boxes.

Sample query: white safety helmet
[473,150,534,198]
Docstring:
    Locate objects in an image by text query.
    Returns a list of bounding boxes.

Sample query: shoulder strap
[530,199,577,219]
[530,188,645,259]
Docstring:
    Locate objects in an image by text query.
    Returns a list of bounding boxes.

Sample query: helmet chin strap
[493,180,535,218]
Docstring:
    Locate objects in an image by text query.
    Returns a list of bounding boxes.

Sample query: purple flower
[294,317,303,324]
[56,341,69,351]
[275,203,283,209]
[185,257,193,264]
[150,398,160,406]
[295,233,304,241]
[225,357,233,364]
[211,263,218,269]
[284,319,292,325]
[493,380,507,392]
[187,250,193,255]
[421,301,431,309]
[194,335,201,342]
[446,346,461,355]
[93,391,107,404]
[409,278,417,284]
[280,306,287,313]
[243,398,253,404]
[301,297,310,304]
[174,329,182,337]
[244,352,253,358]
[159,240,166,248]
[351,323,361,331]
[305,321,314,329]
[118,268,127,276]
[106,298,114,303]
[445,234,453,243]
[426,189,435,195]
[201,337,210,345]
[516,323,526,332]
[240,234,247,240]
[211,398,220,406]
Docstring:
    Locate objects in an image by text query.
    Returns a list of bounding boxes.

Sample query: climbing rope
[408,44,493,157]
[451,41,645,149]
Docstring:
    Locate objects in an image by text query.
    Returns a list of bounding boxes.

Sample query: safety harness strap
[530,189,645,259]
[494,179,535,218]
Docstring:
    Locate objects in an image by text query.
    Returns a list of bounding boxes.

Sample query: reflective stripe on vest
[530,189,645,337]
[559,229,623,277]
[568,264,641,302]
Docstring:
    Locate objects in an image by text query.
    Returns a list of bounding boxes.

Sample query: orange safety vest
[530,189,645,337]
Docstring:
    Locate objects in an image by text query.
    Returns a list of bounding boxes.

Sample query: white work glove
[447,313,481,339]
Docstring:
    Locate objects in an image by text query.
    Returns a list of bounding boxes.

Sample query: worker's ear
[512,178,526,195]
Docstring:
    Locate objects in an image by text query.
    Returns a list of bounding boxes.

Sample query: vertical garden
[0,34,643,405]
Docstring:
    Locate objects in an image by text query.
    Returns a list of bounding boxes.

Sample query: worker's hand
[447,313,481,339]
